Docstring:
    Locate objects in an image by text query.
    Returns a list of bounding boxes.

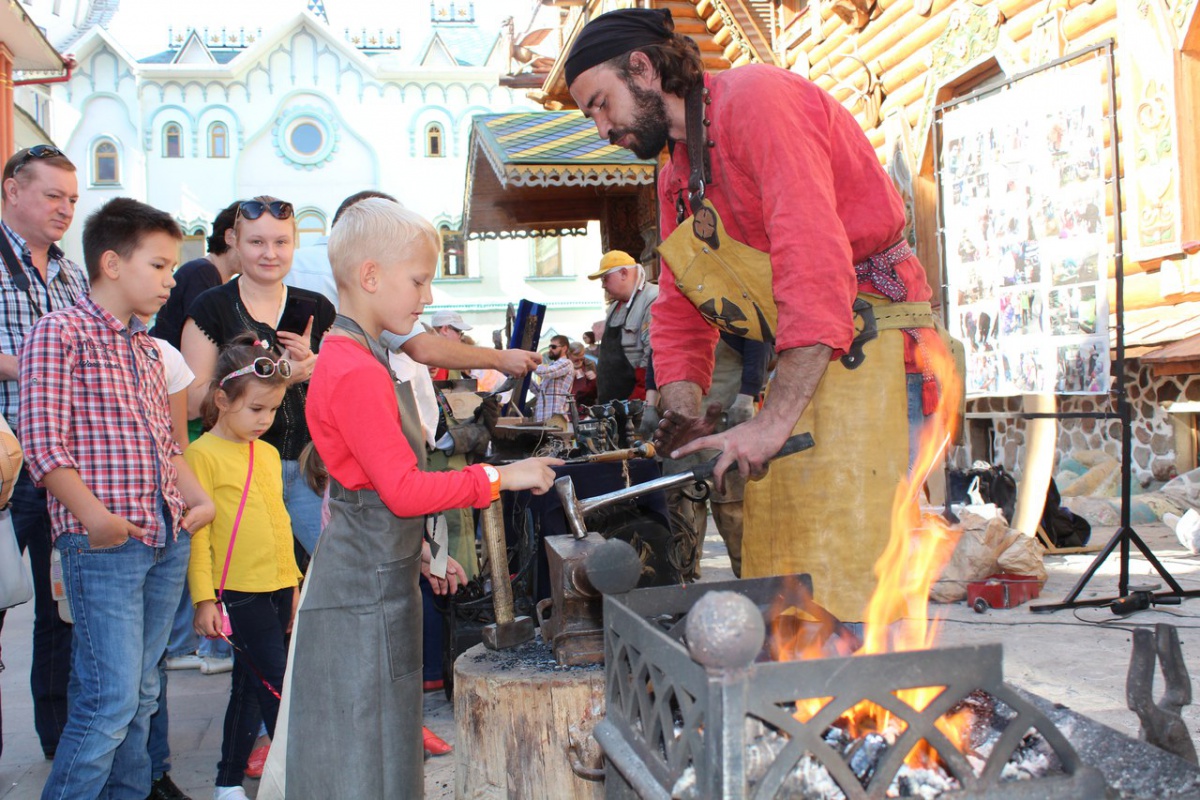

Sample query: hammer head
[482,615,536,650]
[555,476,588,540]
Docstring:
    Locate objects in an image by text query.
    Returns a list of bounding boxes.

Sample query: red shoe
[423,726,453,756]
[245,743,270,778]
[422,678,444,692]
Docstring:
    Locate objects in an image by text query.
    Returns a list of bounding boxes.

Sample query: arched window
[208,122,228,158]
[296,210,328,248]
[440,226,466,277]
[425,123,445,158]
[164,123,182,158]
[93,139,119,185]
[532,237,564,277]
[181,227,207,263]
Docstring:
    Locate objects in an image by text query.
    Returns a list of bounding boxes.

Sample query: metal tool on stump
[556,432,815,540]
[539,432,816,665]
[480,498,535,650]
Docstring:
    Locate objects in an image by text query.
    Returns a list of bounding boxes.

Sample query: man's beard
[610,81,671,160]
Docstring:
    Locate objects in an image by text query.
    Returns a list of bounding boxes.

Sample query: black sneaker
[147,773,192,800]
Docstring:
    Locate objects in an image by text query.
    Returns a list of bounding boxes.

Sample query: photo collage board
[942,58,1110,398]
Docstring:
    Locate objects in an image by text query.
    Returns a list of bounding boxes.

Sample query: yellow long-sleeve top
[185,433,301,604]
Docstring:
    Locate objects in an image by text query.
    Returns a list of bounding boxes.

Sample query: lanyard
[0,231,45,319]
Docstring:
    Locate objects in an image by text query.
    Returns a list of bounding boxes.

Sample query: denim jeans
[421,576,443,683]
[217,588,293,787]
[906,372,928,469]
[282,458,323,557]
[0,468,72,758]
[148,619,233,780]
[41,528,190,800]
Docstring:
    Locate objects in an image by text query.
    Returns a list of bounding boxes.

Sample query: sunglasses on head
[237,200,294,222]
[219,357,292,387]
[11,145,66,177]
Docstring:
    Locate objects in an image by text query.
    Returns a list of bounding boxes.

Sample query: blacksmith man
[565,8,946,624]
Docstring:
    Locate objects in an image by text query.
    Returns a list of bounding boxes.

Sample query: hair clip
[254,339,270,350]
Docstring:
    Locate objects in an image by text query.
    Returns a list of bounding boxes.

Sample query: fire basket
[593,574,1110,800]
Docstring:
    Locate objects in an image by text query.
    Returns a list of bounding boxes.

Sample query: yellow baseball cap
[588,250,637,280]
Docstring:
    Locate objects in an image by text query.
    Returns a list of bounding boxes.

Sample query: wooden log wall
[684,0,1199,318]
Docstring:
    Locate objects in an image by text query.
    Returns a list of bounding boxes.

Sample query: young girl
[187,336,302,800]
[259,199,559,798]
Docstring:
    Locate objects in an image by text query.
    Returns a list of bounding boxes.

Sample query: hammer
[556,432,815,540]
[480,498,536,650]
[562,442,656,465]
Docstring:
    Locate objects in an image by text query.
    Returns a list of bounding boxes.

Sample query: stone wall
[965,359,1197,487]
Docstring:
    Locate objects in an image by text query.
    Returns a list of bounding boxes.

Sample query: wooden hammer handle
[481,499,515,625]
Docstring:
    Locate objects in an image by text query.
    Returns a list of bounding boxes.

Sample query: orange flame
[776,332,972,770]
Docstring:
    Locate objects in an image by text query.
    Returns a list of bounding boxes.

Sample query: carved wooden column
[0,45,13,160]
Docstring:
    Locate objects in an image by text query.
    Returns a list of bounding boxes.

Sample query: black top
[150,258,222,348]
[187,277,336,460]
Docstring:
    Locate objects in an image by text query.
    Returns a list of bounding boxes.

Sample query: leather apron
[597,307,637,403]
[656,89,934,622]
[264,316,428,799]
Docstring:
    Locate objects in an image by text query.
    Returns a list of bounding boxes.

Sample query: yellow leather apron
[658,200,933,622]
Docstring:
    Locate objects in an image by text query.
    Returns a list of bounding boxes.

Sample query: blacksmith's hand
[497,349,541,377]
[726,393,756,428]
[672,414,790,493]
[653,402,723,456]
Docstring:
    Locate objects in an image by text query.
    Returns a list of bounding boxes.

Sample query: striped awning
[462,111,655,239]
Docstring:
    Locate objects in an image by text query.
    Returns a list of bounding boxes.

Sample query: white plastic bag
[0,510,32,610]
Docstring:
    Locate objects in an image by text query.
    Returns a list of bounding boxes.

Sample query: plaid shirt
[534,356,574,422]
[0,221,88,428]
[18,295,185,546]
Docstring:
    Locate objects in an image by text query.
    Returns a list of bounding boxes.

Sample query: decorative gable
[173,30,217,65]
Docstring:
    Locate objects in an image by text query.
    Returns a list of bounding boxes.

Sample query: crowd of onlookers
[0,146,564,800]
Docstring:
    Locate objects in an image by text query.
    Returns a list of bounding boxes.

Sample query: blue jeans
[0,468,72,757]
[42,529,190,800]
[282,458,323,557]
[907,372,927,469]
[148,582,232,780]
[421,576,443,683]
[217,588,293,787]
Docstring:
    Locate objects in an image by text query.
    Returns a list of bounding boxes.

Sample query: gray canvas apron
[279,316,428,798]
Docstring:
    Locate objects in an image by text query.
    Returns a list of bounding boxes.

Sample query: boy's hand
[180,497,216,534]
[193,600,222,638]
[85,511,146,548]
[496,457,563,495]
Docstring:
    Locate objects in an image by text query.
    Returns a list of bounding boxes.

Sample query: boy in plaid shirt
[19,198,215,800]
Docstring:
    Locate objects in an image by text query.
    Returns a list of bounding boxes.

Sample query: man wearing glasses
[532,335,574,429]
[0,145,87,761]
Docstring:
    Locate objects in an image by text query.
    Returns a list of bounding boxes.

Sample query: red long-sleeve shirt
[653,66,932,392]
[306,336,491,517]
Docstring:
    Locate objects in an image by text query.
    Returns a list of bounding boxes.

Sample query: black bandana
[564,8,673,87]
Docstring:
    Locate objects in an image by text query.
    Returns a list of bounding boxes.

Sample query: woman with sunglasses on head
[181,196,336,560]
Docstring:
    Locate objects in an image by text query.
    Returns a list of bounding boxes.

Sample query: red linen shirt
[18,295,185,545]
[653,66,932,391]
[306,336,491,517]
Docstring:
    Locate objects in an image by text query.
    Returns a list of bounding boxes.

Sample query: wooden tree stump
[454,640,606,799]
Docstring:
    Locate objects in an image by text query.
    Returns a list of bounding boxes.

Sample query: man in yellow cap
[590,250,658,403]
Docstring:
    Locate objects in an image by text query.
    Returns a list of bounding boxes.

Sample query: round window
[290,122,324,156]
[273,108,339,170]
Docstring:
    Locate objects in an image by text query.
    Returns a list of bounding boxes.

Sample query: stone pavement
[1,522,1198,799]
